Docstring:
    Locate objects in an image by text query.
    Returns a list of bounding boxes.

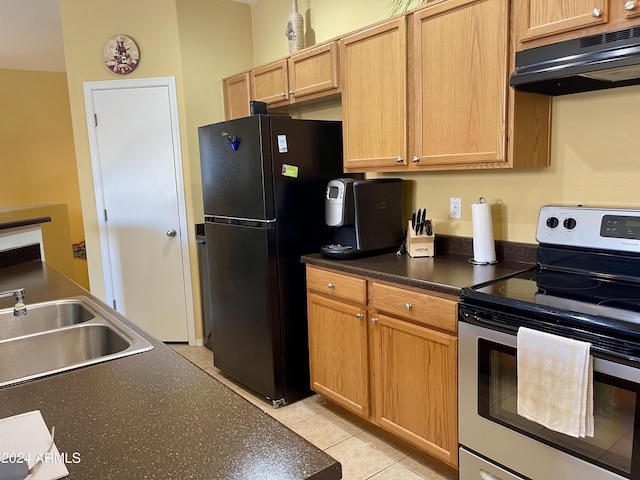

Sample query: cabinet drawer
[370,282,457,332]
[306,266,366,305]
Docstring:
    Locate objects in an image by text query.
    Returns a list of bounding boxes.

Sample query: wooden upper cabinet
[520,0,609,43]
[222,72,251,121]
[515,1,640,49]
[250,59,290,105]
[246,41,340,108]
[288,42,340,102]
[410,0,509,169]
[340,18,408,172]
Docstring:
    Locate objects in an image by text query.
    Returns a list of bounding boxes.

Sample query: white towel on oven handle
[516,327,594,438]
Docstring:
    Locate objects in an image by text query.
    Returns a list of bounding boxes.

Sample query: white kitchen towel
[517,327,594,438]
[0,410,68,479]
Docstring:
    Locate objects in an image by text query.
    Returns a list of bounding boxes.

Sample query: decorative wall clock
[103,35,140,74]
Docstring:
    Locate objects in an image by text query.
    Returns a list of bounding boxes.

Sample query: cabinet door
[307,293,370,417]
[411,0,508,169]
[288,42,340,102]
[223,72,251,120]
[340,18,408,171]
[519,0,608,43]
[371,313,458,467]
[251,59,289,105]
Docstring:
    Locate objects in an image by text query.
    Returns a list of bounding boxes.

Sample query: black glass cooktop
[460,267,640,362]
[464,267,640,329]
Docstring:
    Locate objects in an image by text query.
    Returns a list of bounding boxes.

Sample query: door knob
[592,8,601,17]
[166,229,177,237]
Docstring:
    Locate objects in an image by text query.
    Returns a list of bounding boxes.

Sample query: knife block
[406,220,435,258]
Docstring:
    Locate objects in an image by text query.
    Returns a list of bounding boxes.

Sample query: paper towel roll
[471,197,497,264]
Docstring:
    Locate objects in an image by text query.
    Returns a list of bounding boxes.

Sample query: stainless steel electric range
[459,205,640,480]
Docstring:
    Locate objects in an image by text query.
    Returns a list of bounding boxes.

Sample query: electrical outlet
[450,197,462,219]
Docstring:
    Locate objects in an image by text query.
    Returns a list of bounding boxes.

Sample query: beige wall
[61,0,186,300]
[250,0,640,244]
[60,0,253,341]
[0,69,88,288]
[57,0,640,339]
[176,0,254,222]
[251,0,394,65]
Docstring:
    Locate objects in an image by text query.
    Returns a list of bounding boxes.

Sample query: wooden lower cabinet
[307,292,369,417]
[306,265,459,469]
[371,313,458,467]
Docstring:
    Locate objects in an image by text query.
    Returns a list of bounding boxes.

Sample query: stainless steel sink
[0,296,153,387]
[0,299,95,341]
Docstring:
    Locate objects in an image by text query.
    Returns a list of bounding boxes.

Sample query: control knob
[563,217,577,230]
[546,216,559,228]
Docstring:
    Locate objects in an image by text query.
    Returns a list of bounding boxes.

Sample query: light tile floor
[169,343,458,480]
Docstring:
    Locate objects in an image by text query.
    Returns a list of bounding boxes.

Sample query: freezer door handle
[204,215,276,229]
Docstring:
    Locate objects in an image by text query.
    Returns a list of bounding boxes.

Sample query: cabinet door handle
[592,8,601,17]
[626,0,636,11]
[327,283,335,289]
[396,156,404,163]
[356,313,364,319]
[289,90,295,95]
[280,92,286,97]
[412,156,420,163]
[371,317,378,325]
[404,303,412,311]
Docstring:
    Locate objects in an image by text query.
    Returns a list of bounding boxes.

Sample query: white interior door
[84,78,192,342]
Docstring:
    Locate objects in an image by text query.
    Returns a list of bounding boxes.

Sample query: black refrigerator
[198,115,344,407]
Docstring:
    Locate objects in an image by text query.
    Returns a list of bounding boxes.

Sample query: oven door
[459,315,640,480]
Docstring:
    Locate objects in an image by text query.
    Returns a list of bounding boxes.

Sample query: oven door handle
[460,310,518,335]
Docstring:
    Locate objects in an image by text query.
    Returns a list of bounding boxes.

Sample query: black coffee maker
[320,178,404,260]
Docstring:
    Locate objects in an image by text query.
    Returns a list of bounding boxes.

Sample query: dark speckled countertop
[301,237,537,296]
[0,261,341,480]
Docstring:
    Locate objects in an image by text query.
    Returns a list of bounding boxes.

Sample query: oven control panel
[536,205,640,253]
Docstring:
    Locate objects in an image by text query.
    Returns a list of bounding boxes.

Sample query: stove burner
[598,298,640,312]
[531,273,601,291]
[498,284,545,302]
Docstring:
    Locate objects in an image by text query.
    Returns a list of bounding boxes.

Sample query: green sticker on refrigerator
[282,164,299,178]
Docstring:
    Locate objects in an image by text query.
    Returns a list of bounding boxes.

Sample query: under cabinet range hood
[511,26,640,95]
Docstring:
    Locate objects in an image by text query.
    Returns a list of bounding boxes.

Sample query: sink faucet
[0,288,27,316]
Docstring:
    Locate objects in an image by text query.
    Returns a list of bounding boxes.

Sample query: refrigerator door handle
[205,215,277,229]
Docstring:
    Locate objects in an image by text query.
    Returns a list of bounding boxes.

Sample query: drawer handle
[327,283,335,289]
[404,303,412,311]
[479,470,502,480]
[355,313,364,319]
[371,317,378,325]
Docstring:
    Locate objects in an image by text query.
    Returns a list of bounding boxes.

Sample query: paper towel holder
[469,197,498,266]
